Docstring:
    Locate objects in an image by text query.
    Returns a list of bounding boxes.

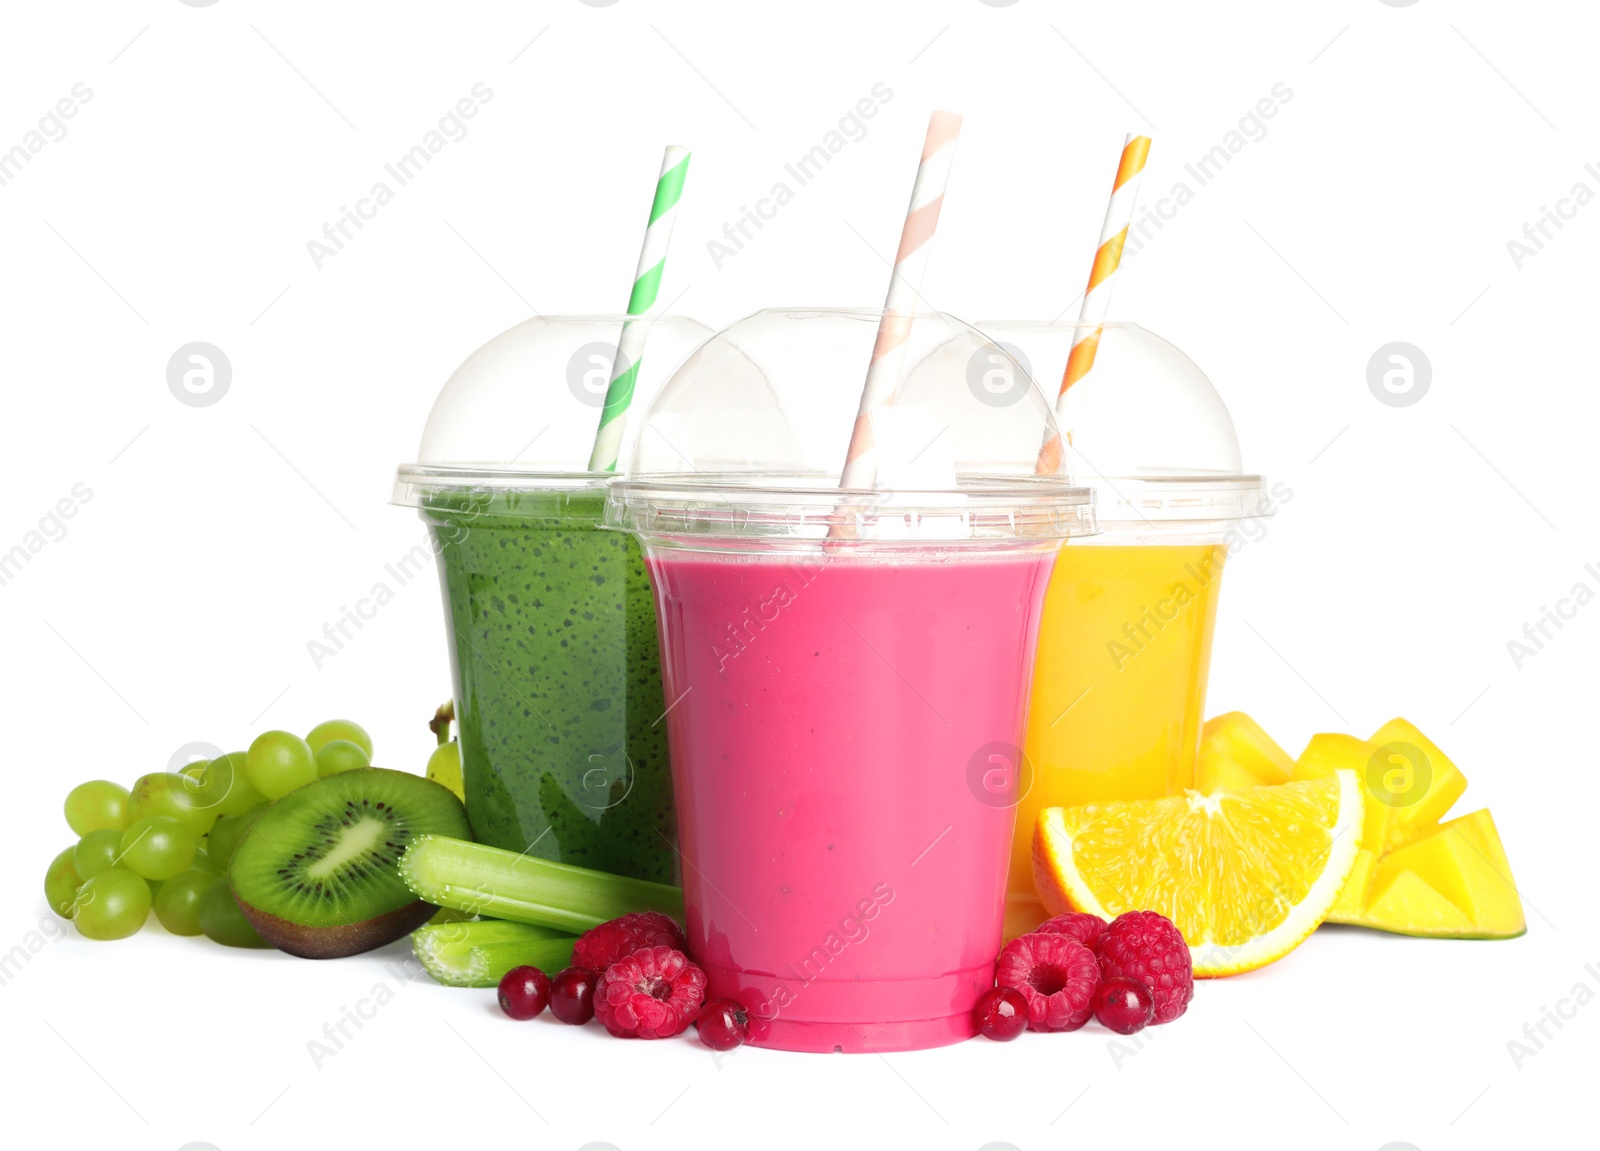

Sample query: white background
[2,1,1595,1148]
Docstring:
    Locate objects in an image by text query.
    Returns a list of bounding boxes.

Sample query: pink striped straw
[837,110,963,491]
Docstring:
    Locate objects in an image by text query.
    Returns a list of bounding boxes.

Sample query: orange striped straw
[1036,133,1151,476]
[838,110,963,491]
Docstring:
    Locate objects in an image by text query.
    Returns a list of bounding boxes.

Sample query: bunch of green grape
[43,720,374,944]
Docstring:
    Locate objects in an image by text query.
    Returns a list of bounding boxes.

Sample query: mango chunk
[1367,809,1525,938]
[1366,718,1469,850]
[1293,733,1393,856]
[1195,754,1267,795]
[1206,713,1523,941]
[1199,712,1293,787]
[1358,869,1477,936]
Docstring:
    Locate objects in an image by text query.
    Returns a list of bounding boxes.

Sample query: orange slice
[1033,771,1364,976]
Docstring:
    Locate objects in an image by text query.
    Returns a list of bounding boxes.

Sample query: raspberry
[594,945,707,1039]
[1094,911,1193,1024]
[1034,911,1107,948]
[572,911,687,974]
[995,932,1100,1032]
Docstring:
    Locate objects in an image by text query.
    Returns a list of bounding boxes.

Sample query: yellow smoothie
[1007,542,1226,937]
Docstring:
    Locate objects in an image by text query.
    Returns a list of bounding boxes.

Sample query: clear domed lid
[977,320,1266,532]
[608,308,1096,545]
[392,314,712,505]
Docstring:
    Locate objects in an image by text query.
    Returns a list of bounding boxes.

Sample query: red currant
[1092,976,1155,1035]
[695,997,751,1051]
[548,966,597,1025]
[497,965,551,1020]
[973,986,1028,1041]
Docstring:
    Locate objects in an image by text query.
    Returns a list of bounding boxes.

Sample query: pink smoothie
[646,547,1057,1052]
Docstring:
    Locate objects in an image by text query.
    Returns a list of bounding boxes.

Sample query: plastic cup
[608,309,1095,1051]
[977,320,1270,938]
[393,315,710,882]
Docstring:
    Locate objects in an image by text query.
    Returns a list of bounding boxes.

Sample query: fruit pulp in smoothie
[647,547,1056,1052]
[421,488,675,883]
[1008,542,1225,936]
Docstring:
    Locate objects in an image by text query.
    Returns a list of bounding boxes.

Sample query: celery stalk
[399,835,684,932]
[412,919,577,988]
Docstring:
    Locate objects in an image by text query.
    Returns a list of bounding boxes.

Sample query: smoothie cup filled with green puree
[608,309,1096,1051]
[393,315,711,883]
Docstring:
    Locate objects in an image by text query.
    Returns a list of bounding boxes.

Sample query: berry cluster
[495,911,750,1049]
[975,910,1193,1040]
[499,907,1192,1052]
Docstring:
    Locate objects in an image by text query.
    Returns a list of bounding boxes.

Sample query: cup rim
[604,470,1098,544]
[391,465,616,512]
[608,469,1094,502]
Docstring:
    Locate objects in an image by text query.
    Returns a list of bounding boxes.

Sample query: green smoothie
[418,484,675,883]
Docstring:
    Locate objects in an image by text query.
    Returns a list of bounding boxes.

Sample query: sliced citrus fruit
[1325,847,1379,922]
[1033,771,1364,976]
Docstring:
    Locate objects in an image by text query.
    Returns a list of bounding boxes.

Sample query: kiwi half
[228,767,469,959]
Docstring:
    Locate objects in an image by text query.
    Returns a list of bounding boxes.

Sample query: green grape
[198,878,269,948]
[44,847,82,919]
[118,816,196,881]
[189,848,224,877]
[73,828,123,880]
[426,740,464,800]
[305,719,373,759]
[63,780,132,837]
[245,731,317,800]
[74,868,151,940]
[153,869,213,936]
[315,738,370,777]
[205,813,248,869]
[189,751,267,818]
[129,772,218,838]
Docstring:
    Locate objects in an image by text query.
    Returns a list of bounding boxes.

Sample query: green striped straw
[587,145,692,473]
